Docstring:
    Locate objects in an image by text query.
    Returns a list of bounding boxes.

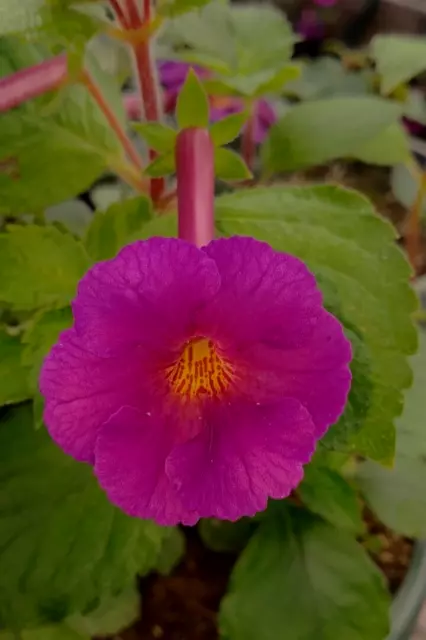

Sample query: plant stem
[109,0,129,27]
[0,54,68,113]
[124,0,141,27]
[406,170,426,275]
[176,128,215,247]
[81,69,144,174]
[130,0,165,202]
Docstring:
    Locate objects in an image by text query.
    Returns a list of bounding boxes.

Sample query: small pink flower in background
[296,8,324,39]
[40,236,352,525]
[158,60,278,143]
[313,0,337,6]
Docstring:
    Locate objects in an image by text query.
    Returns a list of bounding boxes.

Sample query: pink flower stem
[176,128,215,248]
[109,0,130,27]
[0,54,68,113]
[241,104,256,175]
[81,69,145,174]
[129,0,165,203]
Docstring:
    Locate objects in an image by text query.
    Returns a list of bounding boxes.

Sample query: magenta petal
[201,236,323,347]
[252,100,277,144]
[40,329,146,462]
[73,238,220,358]
[166,399,316,521]
[94,406,196,526]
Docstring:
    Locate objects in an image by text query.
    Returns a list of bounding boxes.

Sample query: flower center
[165,337,234,400]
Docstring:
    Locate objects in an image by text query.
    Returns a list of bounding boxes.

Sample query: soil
[111,163,418,640]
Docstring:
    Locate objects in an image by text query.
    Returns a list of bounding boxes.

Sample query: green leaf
[199,518,255,553]
[128,212,178,240]
[216,185,417,462]
[0,225,89,310]
[263,97,402,172]
[0,404,169,628]
[253,64,301,97]
[154,527,185,575]
[85,196,152,262]
[144,153,176,178]
[391,162,426,215]
[214,148,252,181]
[67,584,140,637]
[299,465,363,533]
[0,225,90,311]
[0,38,124,214]
[209,111,248,146]
[352,123,411,166]
[0,331,32,406]
[176,69,210,129]
[159,0,212,18]
[357,328,426,538]
[220,507,390,640]
[133,122,177,154]
[0,624,89,640]
[284,57,373,101]
[372,34,426,95]
[45,200,93,238]
[22,307,73,392]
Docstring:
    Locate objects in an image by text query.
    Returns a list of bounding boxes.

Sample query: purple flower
[158,60,277,143]
[40,237,352,525]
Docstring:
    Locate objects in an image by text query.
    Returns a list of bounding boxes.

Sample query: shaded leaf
[209,111,248,146]
[0,331,32,406]
[144,152,175,178]
[199,518,255,553]
[263,97,402,172]
[372,34,426,95]
[357,327,426,538]
[154,527,186,575]
[220,507,390,640]
[0,404,169,627]
[85,196,152,262]
[299,464,363,533]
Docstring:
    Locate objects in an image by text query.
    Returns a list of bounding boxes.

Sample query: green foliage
[144,152,175,177]
[352,123,410,166]
[357,328,426,537]
[85,196,152,262]
[0,404,170,628]
[67,584,140,637]
[209,111,249,146]
[176,69,210,128]
[298,464,363,534]
[22,307,73,391]
[0,226,89,311]
[214,148,252,181]
[166,2,297,98]
[371,34,426,95]
[220,506,390,640]
[391,162,426,216]
[154,527,186,575]
[159,0,212,19]
[0,625,88,640]
[199,518,255,553]
[216,185,417,462]
[263,97,405,172]
[133,122,177,154]
[0,38,125,214]
[0,331,32,405]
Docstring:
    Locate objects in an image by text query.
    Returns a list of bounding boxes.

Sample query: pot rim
[388,541,426,639]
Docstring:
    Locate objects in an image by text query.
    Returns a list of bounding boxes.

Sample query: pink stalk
[176,128,215,247]
[0,54,68,113]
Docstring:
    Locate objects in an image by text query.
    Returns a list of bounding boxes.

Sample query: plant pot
[388,542,426,639]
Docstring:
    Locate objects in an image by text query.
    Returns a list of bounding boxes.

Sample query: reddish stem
[82,70,144,172]
[406,171,426,275]
[133,38,165,200]
[109,0,129,27]
[176,128,215,247]
[0,54,68,113]
[124,0,141,27]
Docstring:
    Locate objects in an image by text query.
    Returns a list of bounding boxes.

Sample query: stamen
[165,337,234,400]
